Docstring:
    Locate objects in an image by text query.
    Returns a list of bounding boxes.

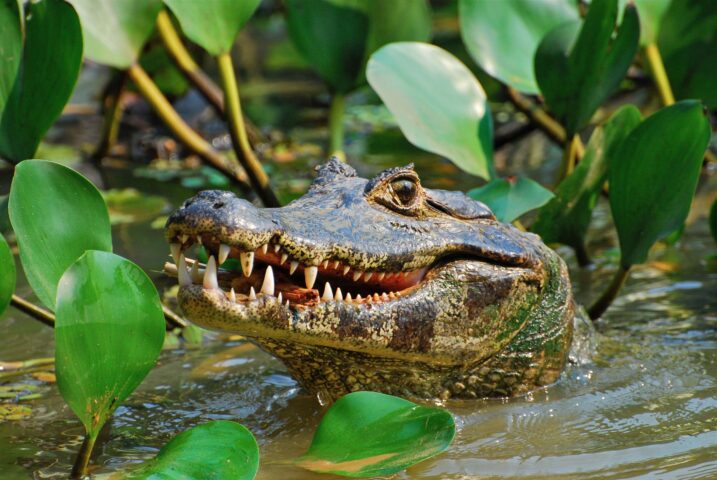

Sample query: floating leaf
[69,0,162,69]
[296,391,455,478]
[163,0,262,56]
[0,233,14,316]
[533,105,642,256]
[609,101,710,268]
[367,42,493,180]
[8,160,112,310]
[126,421,259,479]
[535,0,640,136]
[55,251,165,439]
[468,177,553,223]
[0,0,83,162]
[658,0,717,108]
[459,0,578,94]
[0,0,22,116]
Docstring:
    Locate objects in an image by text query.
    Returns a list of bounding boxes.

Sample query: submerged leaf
[297,391,455,478]
[9,160,112,310]
[55,251,165,439]
[367,42,493,180]
[126,421,259,479]
[468,177,553,223]
[0,233,14,316]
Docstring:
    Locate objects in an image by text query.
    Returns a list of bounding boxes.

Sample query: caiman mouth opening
[164,231,432,309]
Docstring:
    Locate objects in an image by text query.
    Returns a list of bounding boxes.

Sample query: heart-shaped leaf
[55,250,165,439]
[609,100,711,268]
[533,105,642,256]
[468,177,553,223]
[69,0,162,69]
[296,391,455,478]
[658,0,717,108]
[9,160,112,310]
[367,42,493,180]
[459,0,578,94]
[0,233,14,316]
[163,0,262,56]
[125,421,259,479]
[0,0,22,116]
[0,0,83,163]
[535,0,640,136]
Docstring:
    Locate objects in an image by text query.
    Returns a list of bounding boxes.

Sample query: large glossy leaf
[658,0,717,108]
[0,0,22,116]
[535,0,640,136]
[55,251,165,439]
[126,421,259,479]
[69,0,162,69]
[610,101,710,268]
[8,160,112,310]
[0,0,82,163]
[459,0,578,94]
[533,105,642,253]
[296,391,455,478]
[367,42,494,180]
[633,0,670,46]
[365,0,431,57]
[0,233,14,316]
[163,0,262,56]
[468,177,553,223]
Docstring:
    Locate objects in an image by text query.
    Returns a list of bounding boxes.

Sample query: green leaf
[468,177,553,223]
[367,42,493,180]
[163,0,262,56]
[69,0,162,69]
[55,251,165,439]
[609,101,711,268]
[459,0,578,94]
[126,421,259,479]
[535,0,640,136]
[0,233,14,316]
[533,105,642,253]
[658,0,717,108]
[632,0,670,46]
[8,160,112,310]
[296,391,455,478]
[0,0,22,116]
[710,198,717,245]
[0,0,83,162]
[365,0,431,58]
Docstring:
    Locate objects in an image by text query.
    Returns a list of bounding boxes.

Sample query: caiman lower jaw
[165,236,430,310]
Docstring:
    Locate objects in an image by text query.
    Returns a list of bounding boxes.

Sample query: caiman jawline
[165,232,433,310]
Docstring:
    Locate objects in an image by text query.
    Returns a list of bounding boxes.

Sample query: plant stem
[328,93,346,161]
[216,53,280,207]
[162,304,187,329]
[575,242,592,268]
[91,70,127,162]
[643,43,675,106]
[588,265,630,320]
[506,87,566,145]
[71,433,97,479]
[126,63,251,191]
[10,294,54,327]
[556,134,582,185]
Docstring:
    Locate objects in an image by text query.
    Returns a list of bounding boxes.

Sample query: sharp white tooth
[170,243,181,264]
[190,261,201,282]
[356,294,363,302]
[261,266,275,296]
[364,272,373,282]
[277,292,283,303]
[382,293,389,301]
[322,260,329,269]
[305,266,318,289]
[389,292,396,299]
[353,271,363,281]
[345,293,352,303]
[249,287,257,300]
[373,293,380,301]
[240,252,254,277]
[289,261,299,274]
[178,255,191,286]
[274,244,281,253]
[377,272,386,281]
[179,234,189,244]
[286,299,290,308]
[333,260,340,269]
[218,244,231,264]
[203,256,219,290]
[334,288,343,302]
[229,288,237,303]
[343,265,350,275]
[281,253,289,265]
[196,235,203,245]
[261,244,268,255]
[322,282,333,301]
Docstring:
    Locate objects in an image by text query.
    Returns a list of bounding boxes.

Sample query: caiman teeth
[229,288,236,303]
[179,234,189,244]
[261,266,275,295]
[334,287,343,301]
[333,260,340,270]
[277,292,283,303]
[352,271,362,281]
[280,253,288,265]
[170,243,181,265]
[178,255,191,286]
[261,244,268,255]
[345,292,352,302]
[273,244,281,253]
[196,235,203,245]
[321,260,329,269]
[249,286,257,300]
[322,282,333,301]
[343,265,350,275]
[218,244,231,264]
[240,252,254,277]
[289,261,299,275]
[305,266,318,289]
[363,272,373,282]
[203,256,219,290]
[377,272,386,281]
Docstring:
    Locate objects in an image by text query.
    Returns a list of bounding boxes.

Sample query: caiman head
[165,158,574,401]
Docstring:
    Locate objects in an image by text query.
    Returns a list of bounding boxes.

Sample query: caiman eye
[391,179,417,205]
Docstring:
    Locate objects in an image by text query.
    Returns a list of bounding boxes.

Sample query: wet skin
[165,158,575,401]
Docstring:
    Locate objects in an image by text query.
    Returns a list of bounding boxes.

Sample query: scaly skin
[165,158,575,401]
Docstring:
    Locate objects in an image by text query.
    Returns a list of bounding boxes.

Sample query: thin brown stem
[588,265,630,320]
[10,294,54,327]
[506,87,567,145]
[71,433,97,479]
[162,304,187,329]
[91,70,128,162]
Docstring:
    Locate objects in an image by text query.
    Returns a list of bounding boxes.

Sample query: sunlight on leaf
[468,177,553,223]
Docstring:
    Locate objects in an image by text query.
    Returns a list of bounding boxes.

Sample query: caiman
[165,158,583,401]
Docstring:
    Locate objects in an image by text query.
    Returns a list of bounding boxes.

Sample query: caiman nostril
[213,202,225,209]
